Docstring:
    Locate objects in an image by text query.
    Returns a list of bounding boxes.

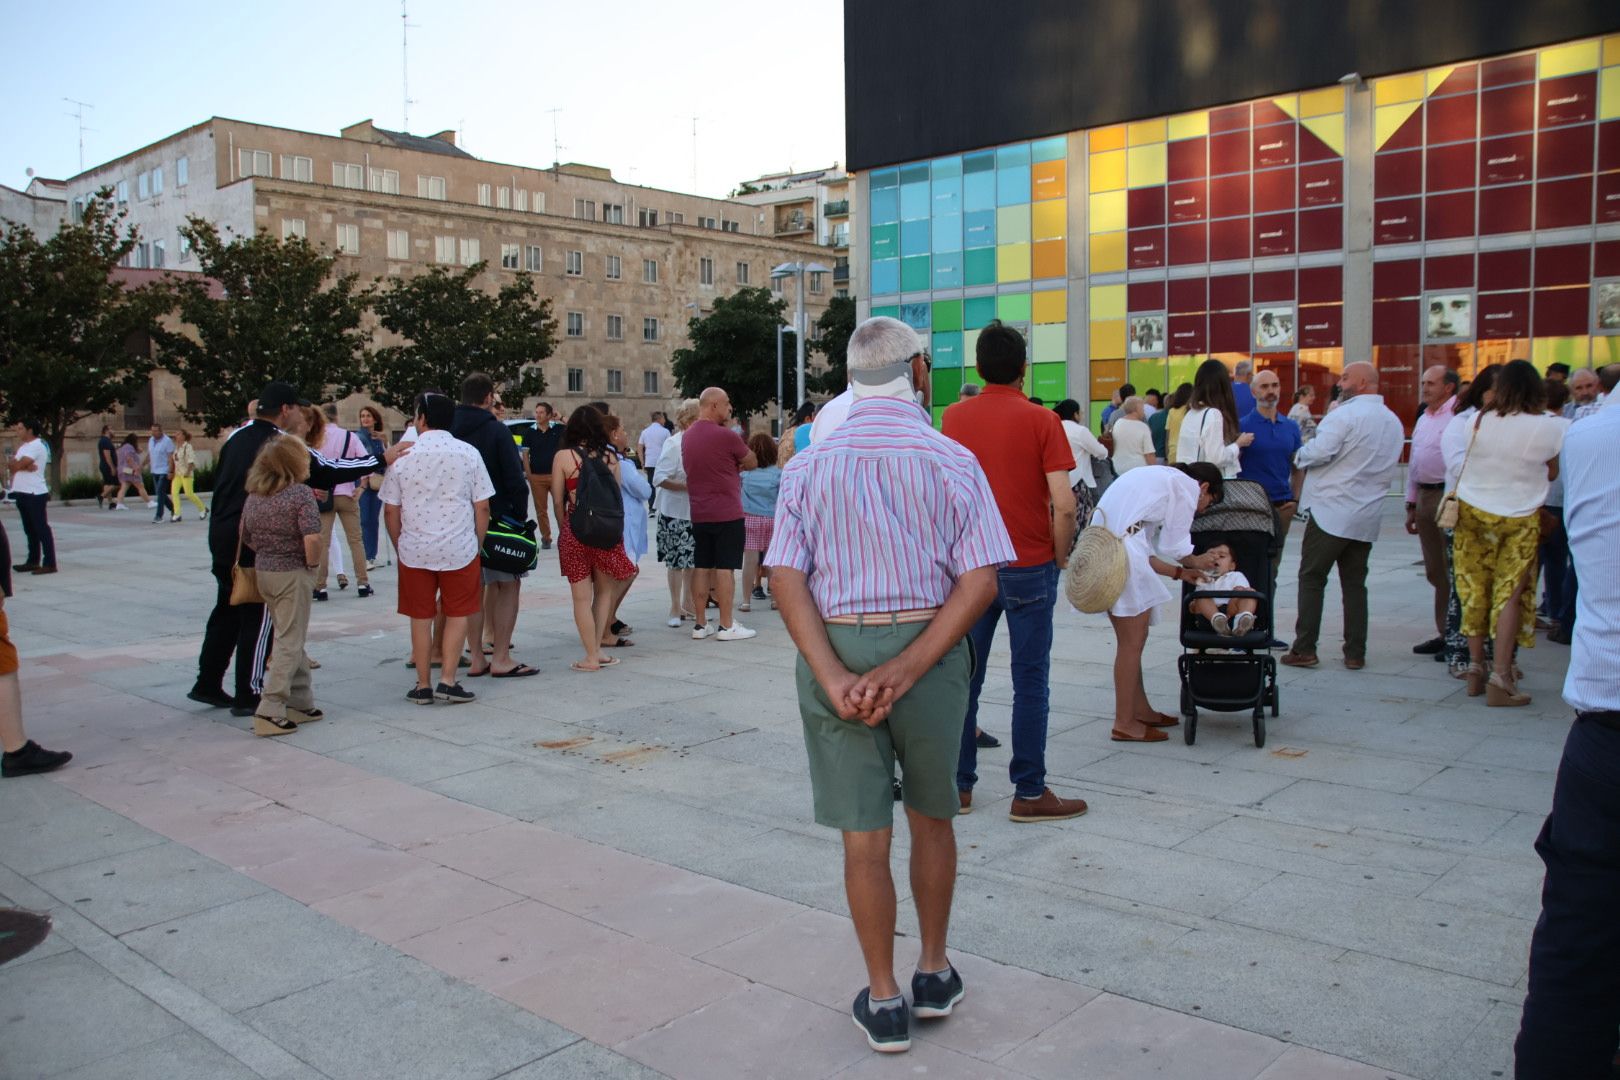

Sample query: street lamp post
[775,323,787,436]
[771,260,830,409]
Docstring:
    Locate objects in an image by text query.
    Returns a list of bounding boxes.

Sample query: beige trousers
[318,495,368,590]
[256,567,315,719]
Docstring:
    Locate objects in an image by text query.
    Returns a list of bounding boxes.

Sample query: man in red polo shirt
[942,321,1086,822]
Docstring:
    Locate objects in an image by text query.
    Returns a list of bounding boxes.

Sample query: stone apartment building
[7,117,835,475]
[731,165,852,294]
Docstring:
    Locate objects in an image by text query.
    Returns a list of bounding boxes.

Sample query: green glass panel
[1128,359,1170,394]
[872,304,899,319]
[932,367,963,404]
[900,255,930,292]
[996,293,1032,323]
[871,168,899,190]
[899,163,930,186]
[964,248,996,286]
[931,404,948,428]
[931,330,963,368]
[1090,401,1108,429]
[964,296,997,330]
[932,299,963,332]
[930,155,963,179]
[1031,362,1067,402]
[870,223,899,261]
[963,150,995,174]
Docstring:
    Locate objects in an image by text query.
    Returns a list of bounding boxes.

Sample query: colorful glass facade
[863,33,1620,430]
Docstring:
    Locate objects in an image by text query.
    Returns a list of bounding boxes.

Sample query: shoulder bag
[228,534,263,606]
[1434,413,1483,529]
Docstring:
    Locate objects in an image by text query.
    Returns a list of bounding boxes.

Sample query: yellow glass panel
[1127,118,1166,146]
[1603,67,1620,122]
[1374,72,1425,107]
[1032,239,1065,279]
[1606,35,1620,68]
[1299,87,1343,118]
[1090,359,1126,400]
[1594,335,1620,366]
[1126,144,1167,189]
[1270,95,1299,120]
[1532,337,1592,369]
[1032,199,1066,242]
[1089,283,1127,320]
[1425,66,1457,94]
[1089,232,1125,273]
[996,242,1031,283]
[1033,289,1066,324]
[1089,150,1125,193]
[1375,101,1423,151]
[1089,190,1127,233]
[1031,159,1066,201]
[1167,111,1209,140]
[1540,40,1601,79]
[1090,319,1127,359]
[1090,125,1126,153]
[1302,114,1346,157]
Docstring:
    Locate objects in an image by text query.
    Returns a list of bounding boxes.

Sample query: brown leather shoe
[1008,788,1088,823]
[1343,657,1365,670]
[1279,651,1318,668]
[957,790,972,815]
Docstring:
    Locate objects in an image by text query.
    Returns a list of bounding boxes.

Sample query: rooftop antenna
[400,0,418,131]
[63,97,94,172]
[544,107,563,171]
[691,116,700,194]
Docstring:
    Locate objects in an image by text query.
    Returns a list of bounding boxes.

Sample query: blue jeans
[956,561,1058,800]
[359,488,381,561]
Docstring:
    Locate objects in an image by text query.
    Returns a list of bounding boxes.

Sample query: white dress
[1062,419,1107,488]
[1175,407,1242,477]
[1091,466,1200,620]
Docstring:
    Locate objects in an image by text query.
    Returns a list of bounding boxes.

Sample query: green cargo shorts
[797,619,972,832]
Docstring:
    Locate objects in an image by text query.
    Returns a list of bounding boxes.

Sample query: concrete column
[1342,80,1375,363]
[851,171,872,323]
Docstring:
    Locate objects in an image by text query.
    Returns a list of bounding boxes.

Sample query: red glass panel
[1209,310,1249,352]
[1480,248,1531,291]
[1478,184,1532,234]
[1538,124,1597,179]
[1426,93,1478,143]
[1252,101,1291,126]
[1253,270,1294,302]
[1598,241,1620,278]
[1375,151,1422,198]
[1209,218,1250,261]
[1374,259,1421,299]
[1601,121,1620,172]
[1533,287,1591,336]
[1209,174,1249,218]
[1425,191,1475,240]
[1168,180,1206,222]
[1535,244,1592,288]
[1298,304,1342,349]
[1254,168,1296,212]
[1425,142,1476,192]
[1477,291,1529,337]
[1126,227,1165,269]
[1210,104,1250,133]
[1299,161,1342,207]
[1482,53,1536,88]
[1128,186,1166,228]
[1210,131,1250,175]
[1374,197,1421,244]
[1209,273,1249,311]
[1372,299,1421,345]
[1431,63,1479,97]
[1253,125,1295,169]
[1381,104,1425,152]
[1168,277,1206,313]
[1297,123,1341,164]
[1168,313,1207,354]
[1253,212,1295,257]
[1297,207,1343,252]
[1425,254,1474,290]
[1537,175,1594,230]
[1167,222,1208,265]
[1481,85,1534,138]
[1479,134,1534,185]
[1599,172,1620,223]
[1128,280,1165,312]
[1299,265,1342,305]
[1168,137,1207,181]
[1540,72,1597,128]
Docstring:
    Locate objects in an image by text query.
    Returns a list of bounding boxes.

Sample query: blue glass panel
[997,165,1031,206]
[1031,136,1067,163]
[900,182,929,220]
[931,330,964,368]
[901,219,930,257]
[869,187,899,225]
[930,155,963,180]
[963,150,995,174]
[932,174,962,216]
[871,168,899,190]
[963,170,995,211]
[872,258,899,296]
[996,143,1031,168]
[964,209,996,248]
[932,253,964,290]
[931,213,961,252]
[899,163,930,186]
[900,302,930,329]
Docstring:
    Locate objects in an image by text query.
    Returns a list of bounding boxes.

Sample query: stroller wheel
[1252,710,1267,748]
[1184,710,1198,745]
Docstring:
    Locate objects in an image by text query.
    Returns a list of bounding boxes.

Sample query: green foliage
[60,458,216,503]
[368,263,555,412]
[0,192,169,487]
[155,218,371,435]
[809,295,856,397]
[670,287,790,422]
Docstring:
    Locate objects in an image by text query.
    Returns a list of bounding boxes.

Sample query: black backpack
[569,450,624,549]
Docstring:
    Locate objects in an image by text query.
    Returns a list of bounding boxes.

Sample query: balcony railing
[824,199,849,217]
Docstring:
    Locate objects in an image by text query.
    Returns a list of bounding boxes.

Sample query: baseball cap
[258,381,310,412]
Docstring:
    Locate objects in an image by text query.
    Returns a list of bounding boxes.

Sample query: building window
[770,274,783,293]
[643,317,660,342]
[179,231,192,259]
[387,229,410,260]
[566,312,584,338]
[336,224,360,255]
[810,271,825,294]
[133,242,149,269]
[643,370,660,395]
[603,203,624,225]
[282,218,306,240]
[524,244,542,271]
[723,220,740,233]
[566,250,583,276]
[239,149,272,177]
[514,189,528,212]
[643,258,658,283]
[477,183,492,207]
[638,207,659,227]
[459,238,481,266]
[567,367,584,393]
[573,198,596,220]
[435,235,456,263]
[500,243,520,270]
[333,162,363,189]
[115,180,128,204]
[497,186,511,209]
[606,314,624,340]
[419,175,446,200]
[150,167,163,196]
[605,255,622,280]
[273,155,306,183]
[699,257,714,286]
[736,262,750,284]
[606,369,624,394]
[698,216,717,230]
[370,168,400,194]
[137,172,150,200]
[151,239,165,268]
[176,157,189,186]
[667,211,685,225]
[532,191,546,213]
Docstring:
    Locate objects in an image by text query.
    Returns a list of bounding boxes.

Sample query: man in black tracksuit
[451,372,534,678]
[188,381,387,714]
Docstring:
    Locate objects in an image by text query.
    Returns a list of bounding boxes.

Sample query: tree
[368,264,555,412]
[155,218,371,434]
[0,193,169,487]
[670,287,789,422]
[809,294,855,396]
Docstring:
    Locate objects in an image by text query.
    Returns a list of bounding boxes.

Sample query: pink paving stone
[247,838,430,904]
[699,908,883,1011]
[618,983,867,1080]
[67,764,272,843]
[171,741,376,802]
[1000,993,1287,1080]
[1254,1046,1417,1080]
[836,1038,1037,1080]
[584,875,805,957]
[398,898,630,992]
[497,937,744,1047]
[280,775,508,848]
[311,864,522,944]
[180,802,362,870]
[494,845,693,919]
[411,822,603,882]
[910,951,1101,1062]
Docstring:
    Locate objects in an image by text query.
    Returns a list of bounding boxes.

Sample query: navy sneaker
[2,741,73,778]
[405,686,435,706]
[435,681,476,704]
[851,989,910,1053]
[910,966,965,1018]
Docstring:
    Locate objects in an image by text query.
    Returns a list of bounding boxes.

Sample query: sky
[0,0,846,198]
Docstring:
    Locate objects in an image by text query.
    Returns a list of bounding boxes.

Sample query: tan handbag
[1064,508,1129,614]
[228,536,263,606]
[1434,413,1483,529]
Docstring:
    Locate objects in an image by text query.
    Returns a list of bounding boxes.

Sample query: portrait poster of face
[1127,314,1166,357]
[1253,304,1296,350]
[1594,280,1620,333]
[1425,292,1473,341]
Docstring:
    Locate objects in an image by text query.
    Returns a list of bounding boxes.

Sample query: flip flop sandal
[491,664,541,678]
[611,620,633,636]
[466,668,489,677]
[1111,727,1169,742]
[601,637,634,648]
[599,656,620,667]
[569,661,601,673]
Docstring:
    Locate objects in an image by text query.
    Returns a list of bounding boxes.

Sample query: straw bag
[1434,414,1482,529]
[1064,508,1128,613]
[229,537,263,606]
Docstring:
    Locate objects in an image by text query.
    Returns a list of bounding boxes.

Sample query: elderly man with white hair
[767,316,1011,1054]
[1232,358,1256,417]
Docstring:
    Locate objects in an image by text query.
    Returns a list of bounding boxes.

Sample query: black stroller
[1175,479,1282,747]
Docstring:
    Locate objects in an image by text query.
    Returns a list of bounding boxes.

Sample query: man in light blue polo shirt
[146,425,176,523]
[1237,368,1302,586]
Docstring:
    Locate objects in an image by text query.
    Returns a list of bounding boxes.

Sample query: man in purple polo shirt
[1403,365,1458,656]
[683,387,758,641]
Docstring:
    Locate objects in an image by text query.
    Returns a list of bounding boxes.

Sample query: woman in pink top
[303,406,372,601]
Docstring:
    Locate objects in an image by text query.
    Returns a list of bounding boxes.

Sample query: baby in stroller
[1187,543,1260,636]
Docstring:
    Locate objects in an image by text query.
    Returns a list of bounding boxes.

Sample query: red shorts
[397,558,482,619]
[0,610,17,677]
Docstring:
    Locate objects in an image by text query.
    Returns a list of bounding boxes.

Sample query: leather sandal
[1111,727,1169,742]
[1141,712,1180,727]
[1465,663,1487,697]
[1486,672,1530,707]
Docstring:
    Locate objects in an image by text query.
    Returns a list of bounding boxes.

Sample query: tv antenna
[400,0,418,131]
[544,107,563,170]
[63,98,95,172]
[691,116,700,194]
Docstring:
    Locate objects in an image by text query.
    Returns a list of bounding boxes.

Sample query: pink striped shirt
[765,397,1015,617]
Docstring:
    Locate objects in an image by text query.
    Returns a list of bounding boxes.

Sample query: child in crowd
[739,433,781,612]
[1187,543,1259,635]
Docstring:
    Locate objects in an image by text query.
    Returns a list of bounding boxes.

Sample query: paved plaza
[0,496,1569,1079]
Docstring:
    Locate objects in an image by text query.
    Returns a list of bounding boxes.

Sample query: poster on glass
[1127,313,1166,357]
[1253,304,1296,350]
[1424,291,1473,342]
[1594,279,1620,334]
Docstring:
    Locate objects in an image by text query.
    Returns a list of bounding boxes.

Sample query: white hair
[1122,395,1145,417]
[848,316,919,372]
[1234,360,1253,378]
